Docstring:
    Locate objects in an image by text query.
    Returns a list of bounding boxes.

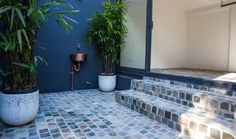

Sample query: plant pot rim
[99,74,116,76]
[2,88,39,95]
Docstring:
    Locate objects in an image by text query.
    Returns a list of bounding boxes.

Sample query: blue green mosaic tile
[0,90,187,139]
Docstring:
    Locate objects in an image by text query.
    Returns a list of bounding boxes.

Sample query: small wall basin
[70,53,87,90]
[71,53,87,63]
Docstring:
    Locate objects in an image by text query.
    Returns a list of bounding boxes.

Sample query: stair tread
[134,79,236,103]
[118,89,236,134]
[143,76,236,98]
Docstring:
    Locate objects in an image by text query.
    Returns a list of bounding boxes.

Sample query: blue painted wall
[36,0,104,93]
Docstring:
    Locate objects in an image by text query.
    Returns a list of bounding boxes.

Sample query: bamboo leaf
[15,8,26,27]
[37,9,46,21]
[0,6,11,14]
[4,41,11,52]
[0,69,5,76]
[17,30,22,52]
[53,0,75,10]
[0,69,11,76]
[12,62,30,69]
[35,56,48,66]
[27,8,34,16]
[21,29,31,49]
[29,64,35,73]
[48,10,79,17]
[0,32,7,42]
[56,16,73,31]
[63,15,79,24]
[10,9,15,31]
[31,0,39,9]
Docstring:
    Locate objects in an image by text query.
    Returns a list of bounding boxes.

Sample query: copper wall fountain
[70,53,87,90]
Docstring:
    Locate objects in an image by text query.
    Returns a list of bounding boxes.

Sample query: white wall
[120,1,146,69]
[229,6,236,71]
[186,8,231,71]
[151,0,187,69]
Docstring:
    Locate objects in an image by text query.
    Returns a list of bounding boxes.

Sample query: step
[143,76,236,98]
[116,90,236,139]
[131,79,236,120]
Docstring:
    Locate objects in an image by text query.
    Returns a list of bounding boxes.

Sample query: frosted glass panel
[120,0,147,69]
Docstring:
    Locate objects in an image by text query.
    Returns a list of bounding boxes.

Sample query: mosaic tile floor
[151,68,236,83]
[0,90,187,139]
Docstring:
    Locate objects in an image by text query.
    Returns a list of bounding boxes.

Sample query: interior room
[150,0,236,81]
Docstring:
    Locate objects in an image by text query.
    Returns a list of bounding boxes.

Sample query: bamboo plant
[85,0,128,75]
[0,0,79,91]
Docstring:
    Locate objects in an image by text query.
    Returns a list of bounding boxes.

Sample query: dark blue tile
[29,132,38,137]
[176,99,181,104]
[87,132,95,137]
[165,111,171,119]
[161,118,168,124]
[89,125,97,129]
[172,113,178,122]
[40,133,50,138]
[50,128,60,134]
[221,102,229,110]
[140,130,148,134]
[179,92,185,99]
[52,133,61,138]
[164,96,169,100]
[152,106,157,113]
[167,121,174,129]
[39,129,49,133]
[167,90,172,95]
[99,125,107,129]
[182,101,188,106]
[186,94,192,101]
[83,128,91,133]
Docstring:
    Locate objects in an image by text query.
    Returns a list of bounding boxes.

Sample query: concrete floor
[151,68,236,83]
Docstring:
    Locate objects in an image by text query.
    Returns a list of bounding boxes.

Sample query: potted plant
[0,0,78,126]
[85,0,128,92]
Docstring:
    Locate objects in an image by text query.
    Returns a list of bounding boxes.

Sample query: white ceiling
[181,0,236,11]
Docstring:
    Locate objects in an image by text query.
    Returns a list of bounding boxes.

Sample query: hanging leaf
[21,29,31,49]
[0,6,11,14]
[15,8,26,27]
[12,62,30,69]
[27,8,34,16]
[17,29,22,52]
[10,8,15,31]
[35,56,48,66]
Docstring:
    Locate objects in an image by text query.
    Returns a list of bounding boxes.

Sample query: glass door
[120,0,148,70]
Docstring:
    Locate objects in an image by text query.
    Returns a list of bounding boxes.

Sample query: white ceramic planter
[98,75,116,92]
[0,90,39,126]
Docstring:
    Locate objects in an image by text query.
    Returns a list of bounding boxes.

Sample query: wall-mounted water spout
[70,53,87,90]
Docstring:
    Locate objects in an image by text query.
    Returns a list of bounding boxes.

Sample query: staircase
[115,77,236,139]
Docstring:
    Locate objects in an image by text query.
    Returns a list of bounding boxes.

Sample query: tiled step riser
[143,77,236,98]
[115,93,181,131]
[115,93,236,139]
[131,80,236,120]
